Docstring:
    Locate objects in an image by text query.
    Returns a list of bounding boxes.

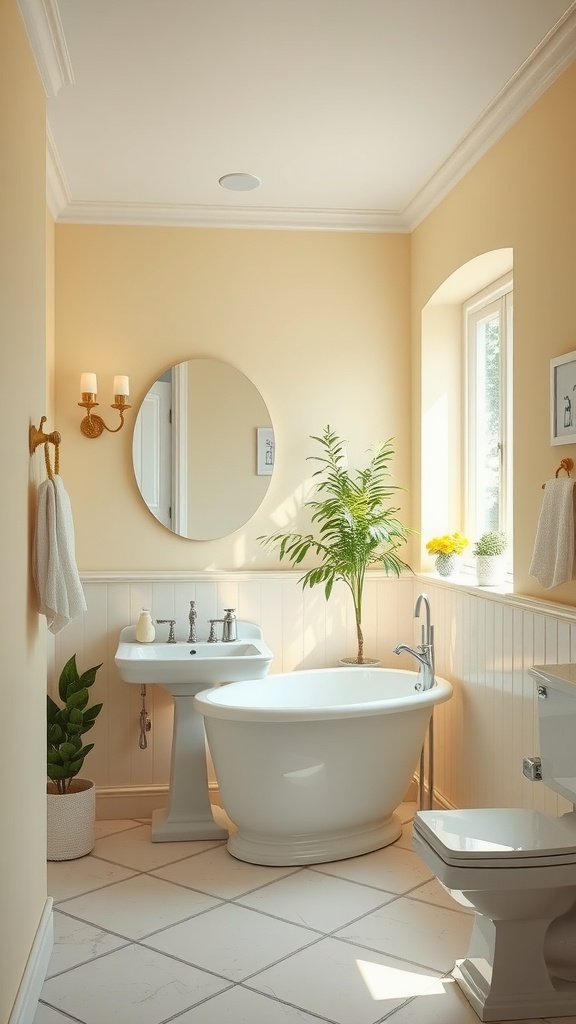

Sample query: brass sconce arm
[78,393,131,438]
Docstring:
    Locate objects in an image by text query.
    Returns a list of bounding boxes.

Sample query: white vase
[47,778,95,861]
[476,554,506,586]
[435,553,459,577]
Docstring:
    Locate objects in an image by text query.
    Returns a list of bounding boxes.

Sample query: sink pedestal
[152,693,227,842]
[114,622,273,843]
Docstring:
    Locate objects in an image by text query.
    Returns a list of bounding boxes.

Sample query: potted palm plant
[259,426,411,664]
[47,654,103,860]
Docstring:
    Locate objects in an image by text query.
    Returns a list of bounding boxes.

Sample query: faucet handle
[207,619,222,643]
[157,619,176,643]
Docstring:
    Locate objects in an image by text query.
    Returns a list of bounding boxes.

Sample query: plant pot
[339,658,381,667]
[47,778,96,861]
[476,554,506,587]
[434,553,459,577]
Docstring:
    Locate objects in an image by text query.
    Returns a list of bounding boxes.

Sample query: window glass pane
[475,312,501,534]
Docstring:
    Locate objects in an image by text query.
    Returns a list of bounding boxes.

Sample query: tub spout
[393,643,434,691]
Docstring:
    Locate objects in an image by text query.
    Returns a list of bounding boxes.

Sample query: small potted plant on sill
[426,532,468,577]
[47,654,103,861]
[259,425,412,665]
[473,531,508,586]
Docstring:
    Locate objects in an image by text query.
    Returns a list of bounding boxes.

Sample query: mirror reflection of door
[132,359,274,540]
[132,376,172,529]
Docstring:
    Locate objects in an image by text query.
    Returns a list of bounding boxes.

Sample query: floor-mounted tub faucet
[393,593,435,691]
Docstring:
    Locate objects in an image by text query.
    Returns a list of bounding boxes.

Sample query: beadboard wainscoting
[51,571,416,820]
[51,571,576,821]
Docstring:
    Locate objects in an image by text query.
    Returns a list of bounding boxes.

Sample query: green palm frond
[259,426,413,662]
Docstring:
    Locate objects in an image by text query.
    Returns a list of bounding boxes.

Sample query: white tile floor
[34,803,571,1024]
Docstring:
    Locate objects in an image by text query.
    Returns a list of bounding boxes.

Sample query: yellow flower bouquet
[426,532,469,556]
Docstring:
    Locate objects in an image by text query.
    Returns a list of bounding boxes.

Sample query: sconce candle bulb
[113,375,129,398]
[80,372,97,397]
[79,372,131,439]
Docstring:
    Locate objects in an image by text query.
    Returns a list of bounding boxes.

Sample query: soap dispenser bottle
[136,608,155,643]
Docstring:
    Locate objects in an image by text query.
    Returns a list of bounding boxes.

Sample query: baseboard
[408,774,455,811]
[9,898,53,1024]
[433,789,456,810]
[95,780,445,821]
[96,784,169,820]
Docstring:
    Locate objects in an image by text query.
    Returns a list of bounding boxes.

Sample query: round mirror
[132,359,275,540]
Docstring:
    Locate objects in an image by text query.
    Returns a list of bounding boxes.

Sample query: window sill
[416,571,576,623]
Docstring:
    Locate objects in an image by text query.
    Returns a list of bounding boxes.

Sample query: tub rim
[193,666,452,722]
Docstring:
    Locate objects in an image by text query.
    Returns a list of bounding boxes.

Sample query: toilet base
[454,958,576,1021]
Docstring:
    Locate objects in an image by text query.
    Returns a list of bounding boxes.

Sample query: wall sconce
[78,372,131,438]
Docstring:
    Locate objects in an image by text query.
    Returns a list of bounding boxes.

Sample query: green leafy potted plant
[473,531,508,586]
[47,654,103,861]
[259,425,411,664]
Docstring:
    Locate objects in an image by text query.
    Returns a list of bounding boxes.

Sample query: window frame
[463,273,513,569]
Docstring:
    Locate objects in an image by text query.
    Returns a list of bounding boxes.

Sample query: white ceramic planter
[47,778,95,861]
[435,553,459,577]
[476,554,506,586]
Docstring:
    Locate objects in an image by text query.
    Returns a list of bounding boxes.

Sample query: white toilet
[412,663,576,1022]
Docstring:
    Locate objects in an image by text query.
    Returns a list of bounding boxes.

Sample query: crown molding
[54,200,407,233]
[404,2,576,229]
[17,0,73,97]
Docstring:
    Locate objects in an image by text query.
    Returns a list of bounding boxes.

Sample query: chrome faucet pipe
[415,593,431,642]
[414,592,435,677]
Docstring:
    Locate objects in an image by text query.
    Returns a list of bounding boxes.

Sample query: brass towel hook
[29,417,61,455]
[542,457,574,488]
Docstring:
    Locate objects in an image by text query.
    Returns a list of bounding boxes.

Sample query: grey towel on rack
[529,478,576,589]
[33,475,87,633]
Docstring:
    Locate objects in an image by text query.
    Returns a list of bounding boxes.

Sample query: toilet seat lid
[414,808,576,867]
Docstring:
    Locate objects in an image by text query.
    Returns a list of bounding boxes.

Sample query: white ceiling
[20,0,576,231]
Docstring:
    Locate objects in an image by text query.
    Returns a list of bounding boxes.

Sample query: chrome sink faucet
[207,608,237,643]
[393,593,435,691]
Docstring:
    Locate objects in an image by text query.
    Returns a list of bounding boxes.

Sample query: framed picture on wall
[551,350,576,445]
[256,427,275,475]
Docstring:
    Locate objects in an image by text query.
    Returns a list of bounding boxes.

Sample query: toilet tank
[530,665,576,805]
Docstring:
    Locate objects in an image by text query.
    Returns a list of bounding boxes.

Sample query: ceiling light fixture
[218,172,261,192]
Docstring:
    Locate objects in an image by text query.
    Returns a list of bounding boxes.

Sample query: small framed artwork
[551,350,576,445]
[256,427,275,475]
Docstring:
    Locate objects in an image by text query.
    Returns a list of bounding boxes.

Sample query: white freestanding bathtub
[193,666,452,865]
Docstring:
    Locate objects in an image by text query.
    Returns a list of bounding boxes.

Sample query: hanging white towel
[33,475,87,634]
[529,477,576,589]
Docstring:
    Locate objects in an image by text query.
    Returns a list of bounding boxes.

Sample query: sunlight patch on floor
[356,958,446,1000]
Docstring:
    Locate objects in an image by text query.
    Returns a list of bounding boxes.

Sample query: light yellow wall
[55,228,412,570]
[412,61,576,601]
[0,2,48,1018]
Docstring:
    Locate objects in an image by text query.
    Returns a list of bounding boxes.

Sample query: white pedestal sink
[115,622,273,842]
